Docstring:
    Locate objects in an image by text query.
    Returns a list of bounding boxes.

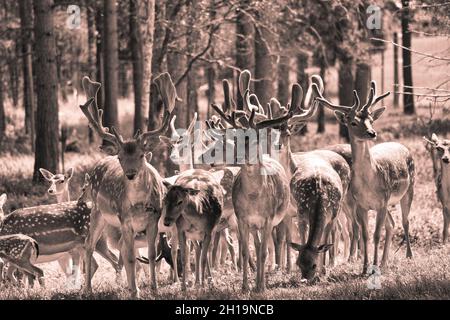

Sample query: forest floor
[1,35,450,300]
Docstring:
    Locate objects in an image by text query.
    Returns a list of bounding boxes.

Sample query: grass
[0,35,449,300]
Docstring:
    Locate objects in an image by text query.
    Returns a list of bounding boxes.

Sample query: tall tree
[393,32,399,108]
[277,55,290,106]
[401,0,414,114]
[316,58,326,133]
[103,0,119,128]
[130,0,155,133]
[86,0,96,144]
[33,0,59,182]
[186,0,200,119]
[254,4,274,110]
[0,70,5,141]
[338,57,353,141]
[296,52,308,134]
[19,0,35,144]
[95,4,105,108]
[354,62,371,105]
[206,0,217,119]
[235,0,254,109]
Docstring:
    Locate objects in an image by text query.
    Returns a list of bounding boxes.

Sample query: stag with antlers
[315,80,415,273]
[211,70,292,292]
[79,74,175,298]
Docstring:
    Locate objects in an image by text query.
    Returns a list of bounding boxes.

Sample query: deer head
[210,70,294,166]
[290,242,333,281]
[80,73,176,180]
[39,168,74,196]
[77,173,92,204]
[159,112,198,166]
[315,80,390,141]
[162,186,200,227]
[424,133,450,165]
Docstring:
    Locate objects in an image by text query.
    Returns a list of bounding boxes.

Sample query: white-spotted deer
[254,76,351,280]
[316,80,415,273]
[0,174,120,286]
[212,70,291,292]
[0,233,44,286]
[80,74,174,298]
[161,169,224,290]
[424,133,450,243]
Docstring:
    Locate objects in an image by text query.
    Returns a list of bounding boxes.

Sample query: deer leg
[120,218,139,298]
[356,206,369,274]
[373,206,388,267]
[252,230,261,285]
[400,185,414,258]
[258,222,272,293]
[443,207,450,244]
[179,230,188,292]
[238,219,250,292]
[211,230,220,269]
[285,218,292,273]
[84,208,106,294]
[224,229,236,269]
[94,234,120,276]
[194,241,201,286]
[0,258,3,282]
[169,231,179,283]
[201,234,212,287]
[145,214,159,292]
[381,211,395,268]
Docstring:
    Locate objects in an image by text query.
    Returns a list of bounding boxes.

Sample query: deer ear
[371,107,386,121]
[431,133,439,144]
[65,168,74,180]
[145,152,153,163]
[211,170,225,185]
[334,111,347,124]
[159,136,173,146]
[289,242,306,252]
[317,244,333,253]
[0,193,7,207]
[39,168,54,181]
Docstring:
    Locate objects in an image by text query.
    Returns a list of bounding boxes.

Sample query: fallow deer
[253,76,351,280]
[424,133,450,243]
[0,173,120,286]
[161,169,224,290]
[212,70,292,292]
[160,113,238,272]
[79,74,174,298]
[316,80,415,273]
[0,233,44,286]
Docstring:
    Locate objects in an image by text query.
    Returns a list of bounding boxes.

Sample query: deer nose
[163,218,172,227]
[48,189,54,194]
[125,171,137,180]
[366,130,377,138]
[443,157,450,164]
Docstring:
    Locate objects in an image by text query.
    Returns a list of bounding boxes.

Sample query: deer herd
[0,69,448,298]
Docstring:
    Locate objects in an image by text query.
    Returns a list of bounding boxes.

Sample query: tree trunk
[235,0,254,109]
[401,0,414,114]
[103,0,119,128]
[119,62,129,98]
[393,32,399,108]
[277,55,290,106]
[296,52,308,134]
[0,71,5,141]
[338,58,353,141]
[95,5,105,108]
[130,0,155,134]
[8,46,19,107]
[254,8,274,110]
[33,0,59,182]
[186,0,199,120]
[86,0,96,143]
[316,61,326,133]
[355,62,371,105]
[206,0,217,119]
[19,0,35,145]
[148,0,165,131]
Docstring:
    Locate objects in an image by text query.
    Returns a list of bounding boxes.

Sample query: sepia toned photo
[0,0,449,305]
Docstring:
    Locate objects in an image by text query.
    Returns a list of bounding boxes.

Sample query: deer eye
[177,200,183,206]
[350,121,357,127]
[58,180,64,184]
[437,147,444,152]
[312,264,317,269]
[140,154,144,158]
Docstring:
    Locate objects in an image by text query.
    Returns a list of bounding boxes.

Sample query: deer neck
[178,143,194,172]
[307,214,326,248]
[349,135,376,179]
[240,162,265,193]
[56,189,70,203]
[441,163,450,191]
[278,137,295,181]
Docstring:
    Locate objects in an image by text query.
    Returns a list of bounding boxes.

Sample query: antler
[138,73,177,145]
[81,76,121,149]
[360,81,390,114]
